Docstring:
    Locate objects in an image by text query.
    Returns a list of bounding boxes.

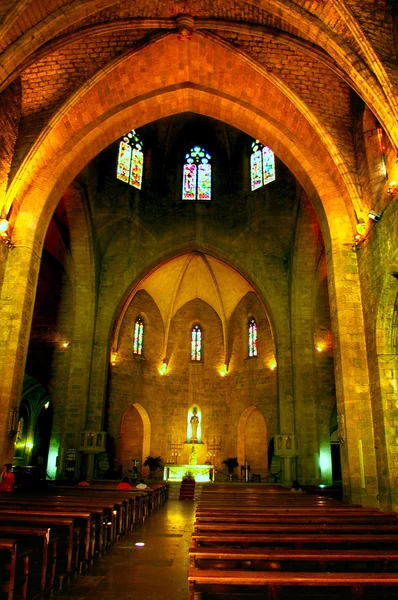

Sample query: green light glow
[47,447,58,479]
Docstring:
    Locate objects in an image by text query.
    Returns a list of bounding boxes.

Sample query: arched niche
[118,403,151,476]
[187,405,202,444]
[237,406,268,475]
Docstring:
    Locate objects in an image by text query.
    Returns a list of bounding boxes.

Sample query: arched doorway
[237,406,268,477]
[330,405,342,484]
[118,403,151,477]
[14,375,52,470]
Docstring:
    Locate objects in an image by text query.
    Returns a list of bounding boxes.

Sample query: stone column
[0,243,41,463]
[327,241,378,506]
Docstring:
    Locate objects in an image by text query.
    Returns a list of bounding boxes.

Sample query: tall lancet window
[117,130,144,189]
[182,146,211,200]
[248,318,258,357]
[133,317,144,356]
[191,325,202,361]
[250,140,275,191]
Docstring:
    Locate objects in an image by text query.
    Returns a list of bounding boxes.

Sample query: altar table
[164,464,214,482]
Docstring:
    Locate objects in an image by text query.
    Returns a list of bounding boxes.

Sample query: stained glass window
[191,325,202,361]
[183,147,211,200]
[250,140,275,191]
[133,317,144,355]
[248,318,258,357]
[117,130,143,189]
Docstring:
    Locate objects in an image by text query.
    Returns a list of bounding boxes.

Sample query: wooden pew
[20,489,145,534]
[189,546,398,571]
[196,505,383,515]
[191,531,398,549]
[193,484,398,598]
[0,526,54,597]
[0,507,95,566]
[197,497,365,505]
[194,513,398,525]
[0,514,80,584]
[0,496,111,546]
[0,491,148,556]
[193,522,398,535]
[188,568,398,600]
[0,539,30,600]
[50,489,142,533]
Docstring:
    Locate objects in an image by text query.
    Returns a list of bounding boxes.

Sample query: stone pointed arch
[237,406,268,476]
[248,0,398,146]
[7,32,355,242]
[0,33,377,506]
[118,403,151,476]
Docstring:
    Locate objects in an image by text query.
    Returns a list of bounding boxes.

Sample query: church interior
[1,0,398,514]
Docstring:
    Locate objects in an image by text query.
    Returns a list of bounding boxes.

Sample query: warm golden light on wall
[159,360,168,375]
[62,341,69,348]
[269,360,277,370]
[316,344,324,352]
[219,364,227,377]
[111,351,117,366]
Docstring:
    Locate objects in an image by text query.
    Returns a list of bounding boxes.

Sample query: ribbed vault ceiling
[135,251,254,324]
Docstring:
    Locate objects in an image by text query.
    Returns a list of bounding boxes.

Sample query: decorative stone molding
[176,14,194,41]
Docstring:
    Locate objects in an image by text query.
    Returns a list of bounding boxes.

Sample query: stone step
[167,482,203,500]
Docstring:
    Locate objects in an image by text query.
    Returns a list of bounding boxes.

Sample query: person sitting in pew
[136,479,151,490]
[117,477,132,490]
[290,479,304,493]
[0,464,15,492]
[77,478,90,487]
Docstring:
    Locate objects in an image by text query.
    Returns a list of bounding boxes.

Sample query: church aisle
[55,499,196,600]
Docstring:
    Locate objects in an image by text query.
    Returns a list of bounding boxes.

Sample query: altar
[164,463,214,482]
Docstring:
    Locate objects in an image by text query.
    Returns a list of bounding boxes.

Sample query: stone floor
[56,499,196,600]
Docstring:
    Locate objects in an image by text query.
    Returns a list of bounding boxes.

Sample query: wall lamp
[219,364,228,377]
[368,210,382,222]
[387,181,398,196]
[159,360,168,375]
[0,208,13,248]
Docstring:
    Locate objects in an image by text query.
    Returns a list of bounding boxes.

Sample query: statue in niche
[189,445,197,465]
[190,407,199,443]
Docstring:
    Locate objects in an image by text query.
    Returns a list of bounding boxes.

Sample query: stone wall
[0,79,21,202]
[108,289,277,474]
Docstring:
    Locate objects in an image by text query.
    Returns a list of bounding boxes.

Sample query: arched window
[182,146,211,200]
[250,140,275,191]
[133,317,144,356]
[117,130,144,189]
[248,318,258,357]
[191,325,202,361]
